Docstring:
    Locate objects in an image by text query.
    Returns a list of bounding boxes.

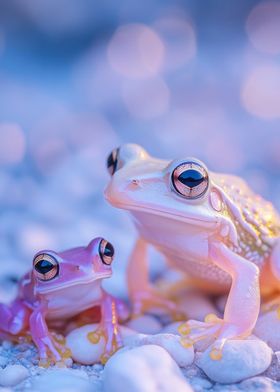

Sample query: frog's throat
[110,200,219,228]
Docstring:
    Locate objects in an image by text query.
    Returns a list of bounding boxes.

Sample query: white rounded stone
[254,310,280,351]
[126,315,162,334]
[66,323,136,365]
[178,291,218,321]
[196,338,272,384]
[0,365,29,387]
[103,345,193,392]
[123,333,194,367]
[30,369,91,392]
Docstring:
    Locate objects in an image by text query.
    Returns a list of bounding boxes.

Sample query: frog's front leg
[29,303,64,364]
[179,242,260,360]
[0,299,30,336]
[87,292,122,364]
[127,237,180,318]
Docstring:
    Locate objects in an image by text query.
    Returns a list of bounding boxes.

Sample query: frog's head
[105,144,224,229]
[33,237,114,294]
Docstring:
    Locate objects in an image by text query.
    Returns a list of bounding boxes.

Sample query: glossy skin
[0,238,125,364]
[105,144,280,359]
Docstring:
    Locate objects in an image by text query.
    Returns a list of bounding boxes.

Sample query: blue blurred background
[0,0,280,299]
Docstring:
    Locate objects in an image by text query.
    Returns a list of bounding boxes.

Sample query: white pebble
[103,345,193,392]
[0,365,29,387]
[197,338,272,384]
[178,291,218,321]
[66,324,136,365]
[126,315,162,334]
[254,310,280,351]
[161,321,181,335]
[123,333,194,367]
[31,369,91,392]
[0,357,8,368]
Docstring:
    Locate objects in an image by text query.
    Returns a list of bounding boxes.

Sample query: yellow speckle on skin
[210,348,223,361]
[87,331,102,344]
[180,337,193,348]
[204,313,219,323]
[178,323,190,336]
[277,307,280,320]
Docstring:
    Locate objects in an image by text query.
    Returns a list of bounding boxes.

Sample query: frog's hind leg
[0,300,30,335]
[264,238,280,315]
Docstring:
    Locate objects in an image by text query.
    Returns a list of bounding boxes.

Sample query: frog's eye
[171,162,209,199]
[99,239,114,265]
[33,254,59,281]
[107,148,120,176]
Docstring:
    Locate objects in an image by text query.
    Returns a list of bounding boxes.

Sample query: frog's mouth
[109,200,219,229]
[36,271,112,294]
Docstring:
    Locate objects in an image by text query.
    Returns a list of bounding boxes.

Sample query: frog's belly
[163,249,232,289]
[131,213,231,288]
[45,283,102,321]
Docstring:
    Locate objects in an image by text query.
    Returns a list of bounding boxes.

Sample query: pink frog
[0,237,125,364]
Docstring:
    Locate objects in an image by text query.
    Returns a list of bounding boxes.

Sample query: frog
[0,237,126,364]
[105,143,280,360]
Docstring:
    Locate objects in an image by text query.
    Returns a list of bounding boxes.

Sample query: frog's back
[212,172,280,249]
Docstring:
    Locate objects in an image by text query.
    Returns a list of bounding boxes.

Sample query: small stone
[254,310,280,351]
[0,365,29,387]
[103,345,193,392]
[31,369,92,392]
[178,291,218,321]
[197,337,272,384]
[0,356,8,368]
[126,315,162,334]
[66,324,136,365]
[123,333,194,367]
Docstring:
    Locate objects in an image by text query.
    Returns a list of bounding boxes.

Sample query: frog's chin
[35,272,112,294]
[110,200,218,228]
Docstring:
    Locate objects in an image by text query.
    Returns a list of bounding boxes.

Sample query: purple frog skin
[105,144,280,360]
[0,237,124,364]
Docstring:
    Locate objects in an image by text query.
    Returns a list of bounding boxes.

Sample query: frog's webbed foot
[179,314,246,360]
[87,323,122,364]
[132,288,184,321]
[37,333,71,367]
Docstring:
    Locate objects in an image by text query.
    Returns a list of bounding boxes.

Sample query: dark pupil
[178,169,205,188]
[104,242,114,258]
[35,260,54,275]
[107,150,118,175]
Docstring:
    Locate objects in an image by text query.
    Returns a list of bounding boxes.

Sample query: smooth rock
[124,333,194,367]
[161,321,181,335]
[197,338,272,384]
[178,291,219,321]
[126,315,162,334]
[161,321,214,353]
[66,323,136,365]
[103,345,193,392]
[31,369,92,392]
[254,310,280,351]
[0,365,29,387]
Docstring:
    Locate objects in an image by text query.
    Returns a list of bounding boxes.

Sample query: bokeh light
[121,77,170,119]
[0,123,26,165]
[241,65,280,119]
[246,1,280,55]
[154,16,196,70]
[107,23,165,79]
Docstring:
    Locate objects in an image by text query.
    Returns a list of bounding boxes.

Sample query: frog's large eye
[99,239,114,265]
[107,148,120,176]
[171,161,209,199]
[33,254,59,281]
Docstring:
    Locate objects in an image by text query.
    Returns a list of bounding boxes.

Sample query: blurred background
[0,0,280,300]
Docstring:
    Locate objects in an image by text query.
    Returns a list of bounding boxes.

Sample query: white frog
[105,143,280,359]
